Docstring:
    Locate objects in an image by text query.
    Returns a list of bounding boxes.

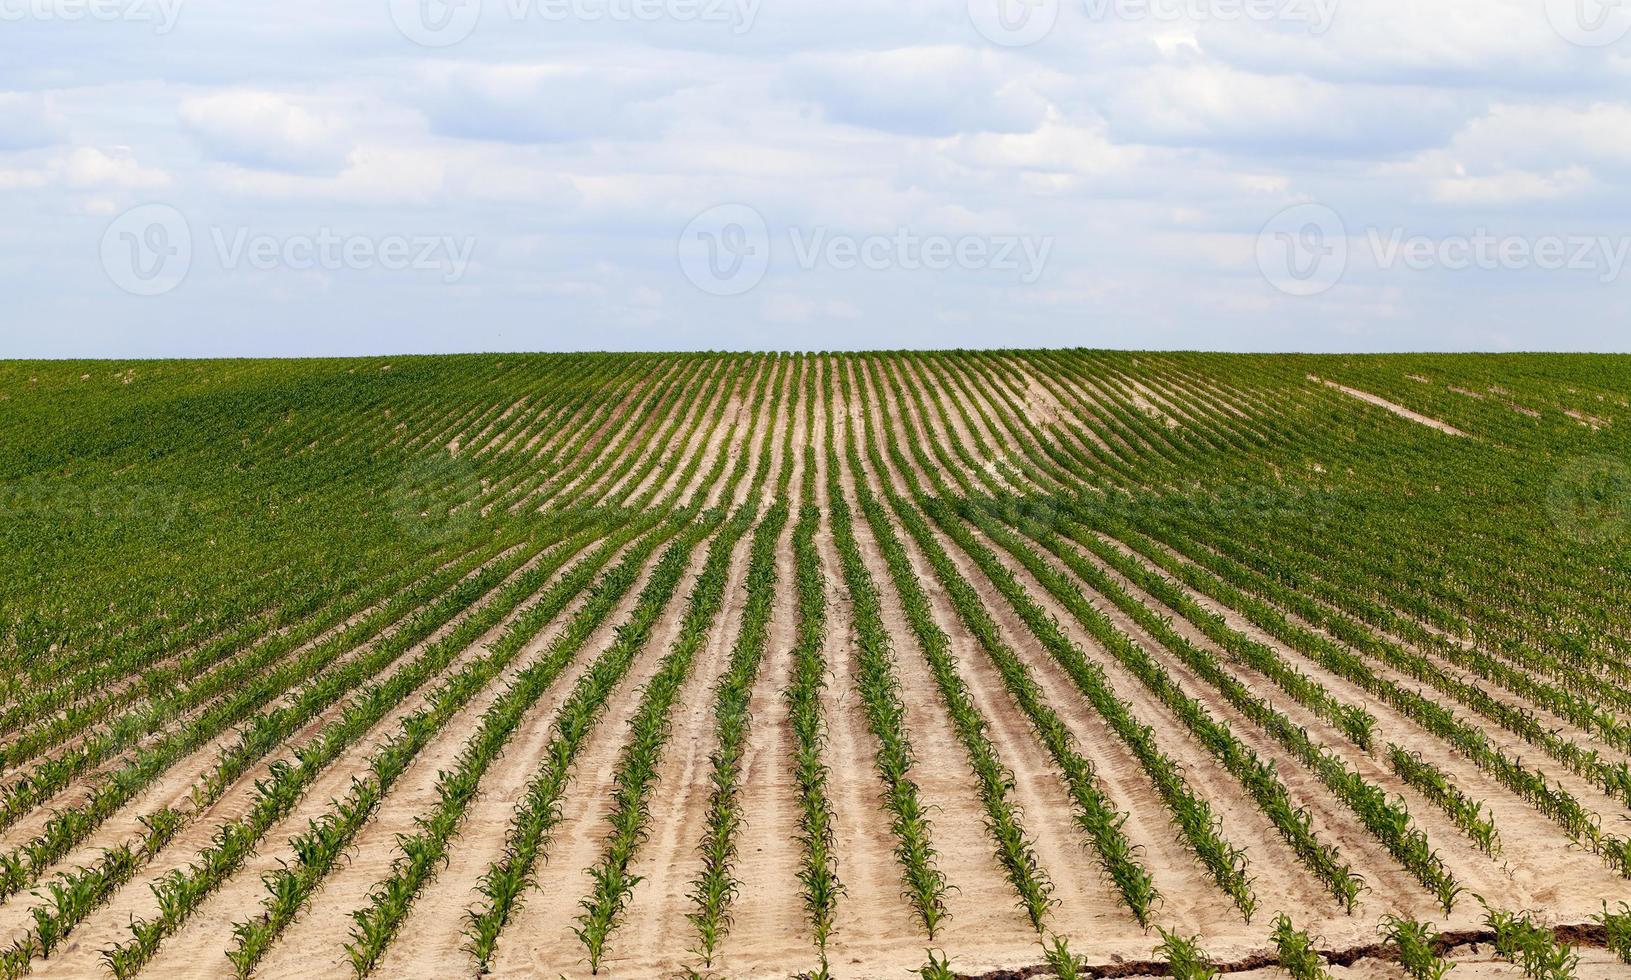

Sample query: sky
[3,0,1631,357]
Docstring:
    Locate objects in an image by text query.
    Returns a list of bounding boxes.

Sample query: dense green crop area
[0,350,1627,978]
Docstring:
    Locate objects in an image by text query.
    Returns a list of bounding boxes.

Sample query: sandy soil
[19,354,1630,980]
[32,538,595,978]
[1310,376,1468,437]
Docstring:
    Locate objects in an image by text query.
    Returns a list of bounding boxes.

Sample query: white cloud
[761,293,864,323]
[3,0,1631,355]
[0,93,65,151]
[59,146,170,188]
[1445,104,1631,174]
[940,109,1142,178]
[180,91,353,173]
[780,46,1053,137]
[1432,166,1595,206]
[0,147,169,191]
[1099,63,1468,157]
[419,63,680,144]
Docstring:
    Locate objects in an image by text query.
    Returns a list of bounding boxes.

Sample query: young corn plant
[1388,747,1500,855]
[1042,933,1088,979]
[1156,928,1218,980]
[1598,902,1631,964]
[1380,913,1454,980]
[918,949,957,980]
[837,362,1060,934]
[1270,914,1331,980]
[1482,901,1579,980]
[462,514,729,973]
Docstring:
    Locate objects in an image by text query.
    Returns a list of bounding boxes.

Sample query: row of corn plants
[461,512,726,973]
[7,527,583,975]
[0,531,561,904]
[101,518,651,977]
[0,534,514,833]
[570,357,782,974]
[295,360,762,976]
[1483,902,1580,980]
[0,810,183,978]
[336,522,681,976]
[832,361,1057,937]
[1387,747,1501,854]
[1380,914,1454,980]
[853,361,1320,915]
[1138,507,1631,815]
[216,522,648,977]
[875,358,1271,918]
[1018,506,1460,912]
[3,355,643,768]
[850,367,1159,927]
[687,356,800,968]
[1095,509,1631,876]
[818,370,954,940]
[572,500,762,973]
[783,354,844,977]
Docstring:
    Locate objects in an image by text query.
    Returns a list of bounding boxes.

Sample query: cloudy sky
[3,0,1630,357]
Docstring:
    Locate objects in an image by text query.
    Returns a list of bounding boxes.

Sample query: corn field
[2,351,1630,978]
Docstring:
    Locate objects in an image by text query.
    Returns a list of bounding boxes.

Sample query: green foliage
[918,949,957,980]
[1381,913,1454,980]
[7,349,1631,977]
[1597,902,1631,964]
[1156,928,1218,980]
[1482,901,1579,980]
[1270,914,1331,980]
